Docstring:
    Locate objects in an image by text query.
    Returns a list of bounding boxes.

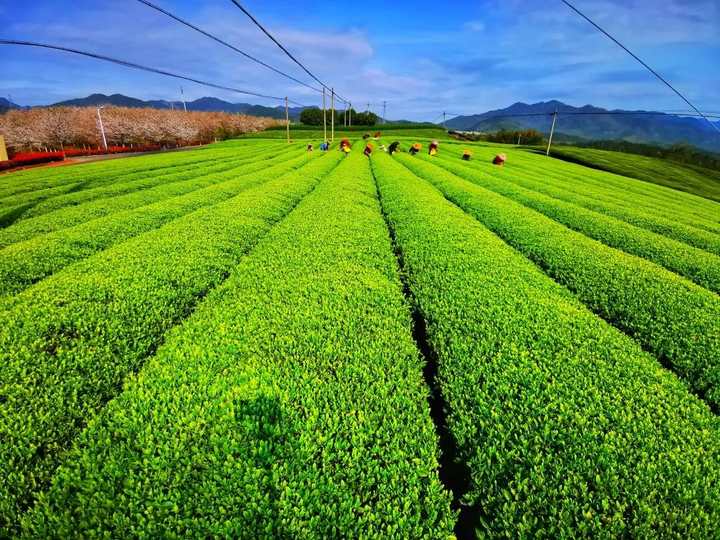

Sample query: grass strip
[0,144,291,228]
[24,153,454,538]
[426,153,720,294]
[395,154,720,410]
[0,142,279,199]
[0,152,341,533]
[0,146,302,247]
[372,152,720,537]
[0,152,308,299]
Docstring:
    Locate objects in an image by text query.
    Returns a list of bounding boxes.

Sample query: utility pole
[96,106,108,151]
[180,86,187,112]
[285,97,290,143]
[517,133,521,146]
[382,101,387,124]
[546,110,558,156]
[331,88,335,142]
[349,102,352,127]
[322,87,327,143]
[442,112,446,129]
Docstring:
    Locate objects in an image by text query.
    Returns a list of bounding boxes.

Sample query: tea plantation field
[1,135,719,538]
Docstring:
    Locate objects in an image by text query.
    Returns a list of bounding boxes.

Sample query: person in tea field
[462,149,472,161]
[493,153,507,166]
[320,141,329,151]
[409,143,422,156]
[388,141,401,155]
[339,138,352,152]
[307,143,314,152]
[364,142,374,157]
[429,140,439,156]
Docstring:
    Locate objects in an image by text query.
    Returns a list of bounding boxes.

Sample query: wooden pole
[285,97,290,143]
[323,87,327,143]
[349,102,352,127]
[0,135,7,162]
[331,88,335,142]
[546,111,558,156]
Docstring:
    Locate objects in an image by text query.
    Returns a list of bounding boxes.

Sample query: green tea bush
[24,153,454,538]
[0,151,308,298]
[372,152,720,537]
[426,154,720,294]
[0,152,341,533]
[0,141,272,199]
[0,144,290,233]
[0,145,303,248]
[396,154,720,410]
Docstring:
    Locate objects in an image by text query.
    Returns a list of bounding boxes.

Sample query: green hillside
[546,145,720,202]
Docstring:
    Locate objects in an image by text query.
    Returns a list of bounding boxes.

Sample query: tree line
[299,107,379,127]
[450,128,545,145]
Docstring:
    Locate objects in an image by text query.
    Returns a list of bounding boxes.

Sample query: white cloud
[464,20,486,33]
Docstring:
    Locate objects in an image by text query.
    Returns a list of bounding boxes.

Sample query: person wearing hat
[429,140,439,156]
[364,142,374,157]
[409,143,422,156]
[493,153,507,166]
[462,149,472,161]
[388,141,401,155]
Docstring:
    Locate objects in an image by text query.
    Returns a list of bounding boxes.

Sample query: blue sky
[1,0,718,121]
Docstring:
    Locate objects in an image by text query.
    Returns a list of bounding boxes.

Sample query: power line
[0,39,309,107]
[135,0,323,95]
[228,0,349,104]
[559,0,720,134]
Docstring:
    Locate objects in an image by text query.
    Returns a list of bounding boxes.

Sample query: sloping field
[1,136,719,538]
[545,145,720,202]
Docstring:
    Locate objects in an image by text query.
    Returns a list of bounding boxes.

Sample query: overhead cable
[228,0,349,104]
[559,0,719,134]
[0,39,309,107]
[135,0,323,95]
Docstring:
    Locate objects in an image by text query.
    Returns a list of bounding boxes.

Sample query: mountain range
[2,94,718,152]
[0,93,307,120]
[447,100,720,153]
[0,97,21,113]
[50,93,307,120]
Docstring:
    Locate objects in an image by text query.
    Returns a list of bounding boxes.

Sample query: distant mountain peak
[42,93,307,120]
[446,101,719,153]
[0,97,20,110]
